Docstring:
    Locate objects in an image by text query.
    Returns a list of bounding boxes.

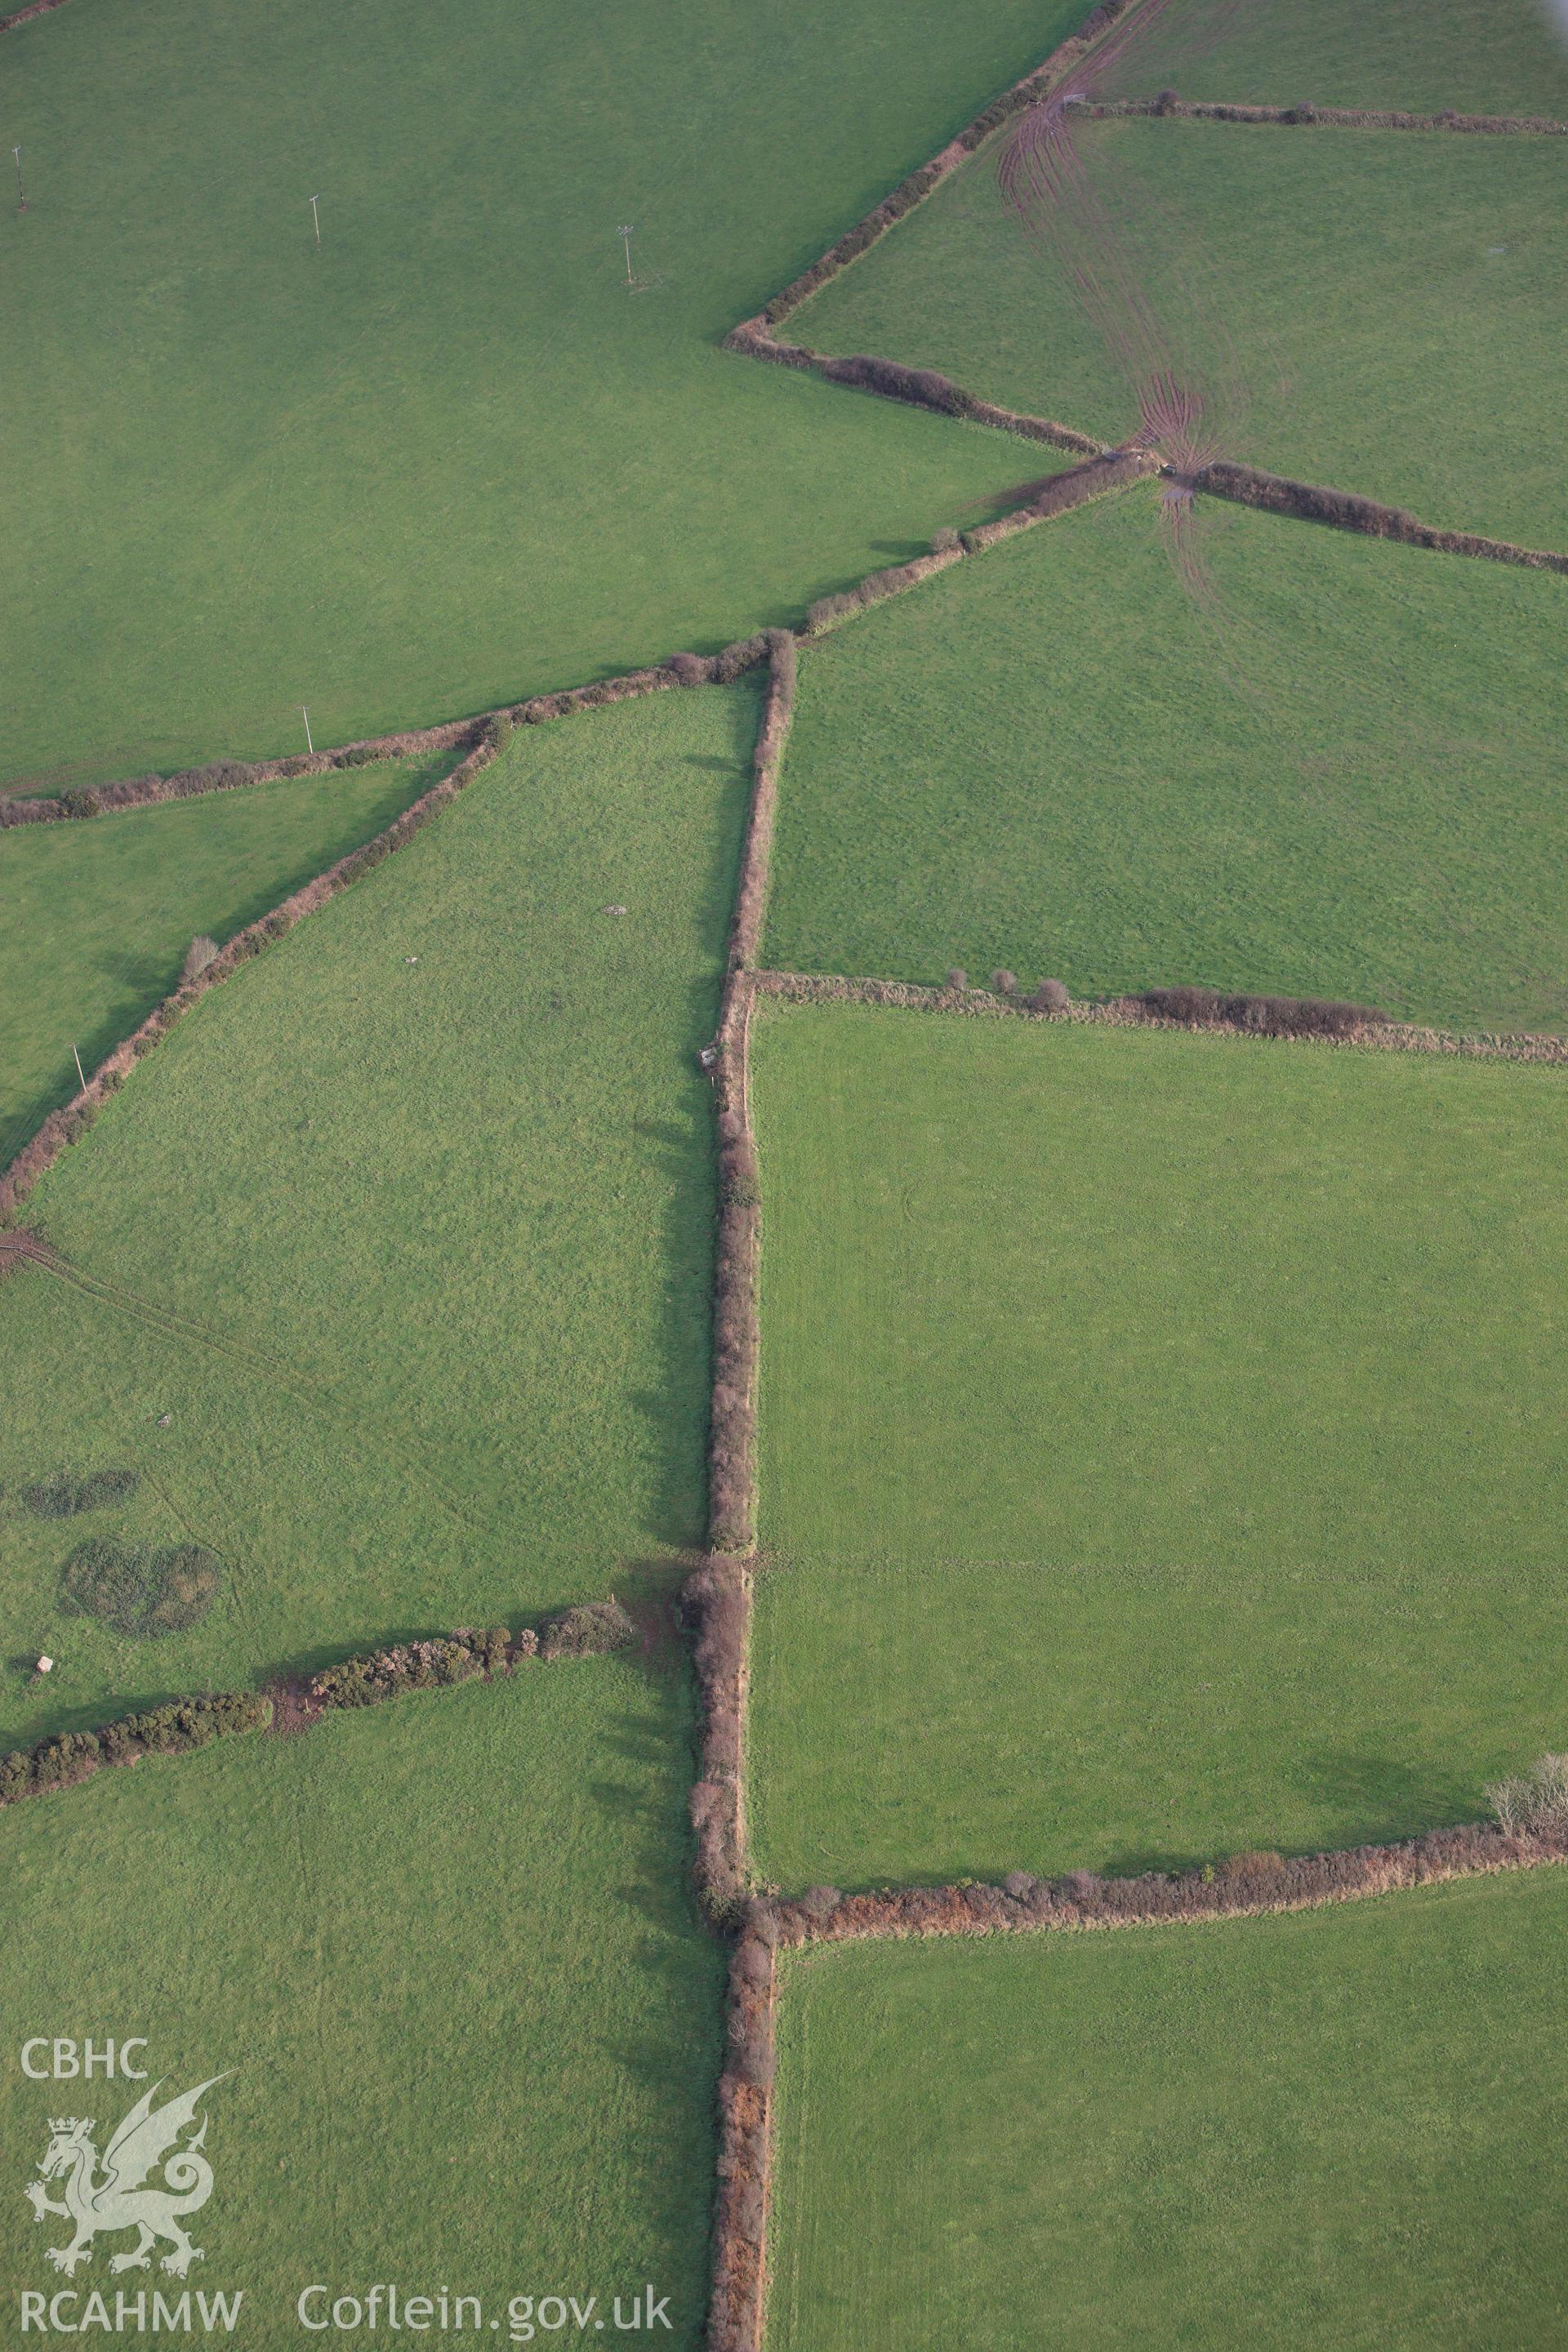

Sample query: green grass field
[0,1656,721,2347]
[748,1004,1568,1889]
[1096,0,1568,117]
[0,755,456,1163]
[766,487,1568,1034]
[795,117,1568,549]
[0,0,1091,789]
[0,684,753,1753]
[768,1870,1568,2351]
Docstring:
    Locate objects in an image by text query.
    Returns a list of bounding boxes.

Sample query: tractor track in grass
[2,1230,500,1539]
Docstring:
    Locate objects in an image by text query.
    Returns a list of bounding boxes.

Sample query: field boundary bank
[721,334,1568,575]
[1192,460,1568,573]
[0,630,812,1216]
[1072,95,1568,135]
[0,0,67,29]
[0,1598,638,1810]
[710,1829,1568,2352]
[0,635,776,823]
[751,970,1568,1065]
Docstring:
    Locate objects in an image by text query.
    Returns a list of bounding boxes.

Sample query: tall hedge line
[1194,460,1568,572]
[760,1821,1568,1949]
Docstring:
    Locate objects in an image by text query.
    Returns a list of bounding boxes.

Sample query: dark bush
[482,710,514,756]
[60,788,106,820]
[711,632,769,685]
[0,1688,270,1808]
[1283,100,1318,123]
[334,743,380,768]
[1153,87,1180,114]
[1057,1869,1103,1904]
[1031,978,1070,1014]
[22,1467,140,1518]
[539,1597,636,1660]
[310,1634,483,1708]
[1137,986,1389,1039]
[59,1538,221,1639]
[720,1138,761,1209]
[817,354,978,420]
[930,526,960,555]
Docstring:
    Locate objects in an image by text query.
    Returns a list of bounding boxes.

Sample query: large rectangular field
[793,116,1568,548]
[768,1871,1568,2351]
[765,488,1568,1036]
[748,1004,1568,1888]
[0,1657,721,2345]
[0,685,751,1753]
[0,0,1080,787]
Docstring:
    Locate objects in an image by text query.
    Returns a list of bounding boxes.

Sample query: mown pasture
[0,1658,721,2348]
[0,0,1086,788]
[0,754,455,1160]
[0,684,753,1753]
[765,487,1568,1036]
[748,1005,1568,1890]
[1096,0,1568,117]
[795,118,1568,548]
[768,1870,1568,2351]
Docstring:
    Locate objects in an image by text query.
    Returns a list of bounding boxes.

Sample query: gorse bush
[21,1467,140,1518]
[539,1598,636,1660]
[59,1538,221,1638]
[0,1690,270,1806]
[1488,1753,1568,1837]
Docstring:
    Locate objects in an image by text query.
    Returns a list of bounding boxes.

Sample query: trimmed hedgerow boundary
[0,1599,635,1809]
[704,1830,1568,2352]
[1192,459,1568,574]
[0,0,68,29]
[0,635,775,826]
[1071,94,1568,135]
[749,969,1568,1066]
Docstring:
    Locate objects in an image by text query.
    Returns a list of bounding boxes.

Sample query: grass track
[795,118,1568,548]
[765,487,1568,1036]
[0,0,1085,787]
[0,1659,721,2348]
[0,684,753,1753]
[749,1004,1568,1888]
[0,753,455,1161]
[768,1872,1568,2351]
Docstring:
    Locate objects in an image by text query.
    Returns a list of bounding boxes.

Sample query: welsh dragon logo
[24,2076,229,2279]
